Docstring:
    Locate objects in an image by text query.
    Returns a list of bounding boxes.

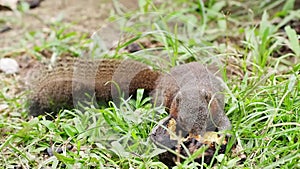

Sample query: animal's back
[29,58,161,117]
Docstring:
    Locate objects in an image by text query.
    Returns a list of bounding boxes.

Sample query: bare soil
[0,0,138,49]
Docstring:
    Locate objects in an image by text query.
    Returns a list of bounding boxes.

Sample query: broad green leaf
[282,0,295,11]
[53,151,76,164]
[40,120,56,131]
[284,26,300,56]
[62,124,78,137]
[288,74,296,92]
[110,141,130,158]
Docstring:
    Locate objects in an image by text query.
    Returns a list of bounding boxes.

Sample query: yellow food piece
[201,132,222,145]
[167,118,177,140]
[166,118,224,145]
[184,132,223,145]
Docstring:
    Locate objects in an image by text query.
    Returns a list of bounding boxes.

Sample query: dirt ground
[0,0,138,49]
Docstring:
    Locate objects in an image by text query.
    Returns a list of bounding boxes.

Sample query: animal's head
[170,87,212,135]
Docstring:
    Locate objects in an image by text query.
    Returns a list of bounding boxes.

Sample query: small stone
[0,104,9,112]
[0,0,18,10]
[0,58,19,74]
[67,144,74,150]
[0,26,12,34]
[126,43,142,53]
[46,148,53,156]
[56,147,63,154]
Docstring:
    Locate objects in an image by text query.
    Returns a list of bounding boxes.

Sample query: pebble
[0,103,9,112]
[46,144,74,156]
[0,58,19,74]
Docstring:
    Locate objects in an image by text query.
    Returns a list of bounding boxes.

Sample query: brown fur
[29,58,161,116]
[28,58,231,136]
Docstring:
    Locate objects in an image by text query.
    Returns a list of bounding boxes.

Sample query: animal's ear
[170,91,182,119]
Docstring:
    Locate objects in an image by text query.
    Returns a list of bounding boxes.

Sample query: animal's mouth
[150,115,227,147]
[150,115,231,167]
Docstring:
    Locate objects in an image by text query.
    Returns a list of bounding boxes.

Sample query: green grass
[0,0,299,168]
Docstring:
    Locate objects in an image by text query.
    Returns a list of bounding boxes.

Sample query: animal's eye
[199,106,204,112]
[201,89,211,102]
[204,92,211,102]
